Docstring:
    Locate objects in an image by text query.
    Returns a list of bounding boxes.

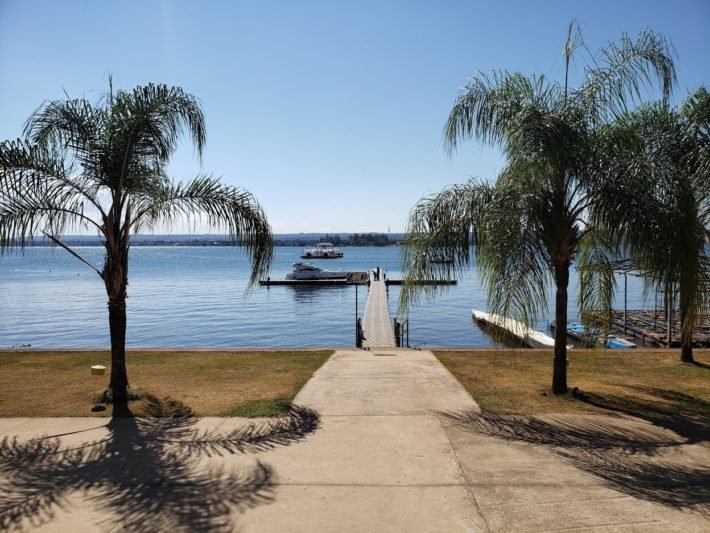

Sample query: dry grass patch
[0,350,332,417]
[434,348,710,415]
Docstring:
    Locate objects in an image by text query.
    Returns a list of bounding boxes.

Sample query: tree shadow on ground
[441,387,710,514]
[0,394,320,531]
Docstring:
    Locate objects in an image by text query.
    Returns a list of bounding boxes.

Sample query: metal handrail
[394,318,409,348]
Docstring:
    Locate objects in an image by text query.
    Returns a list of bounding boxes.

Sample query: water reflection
[287,284,350,305]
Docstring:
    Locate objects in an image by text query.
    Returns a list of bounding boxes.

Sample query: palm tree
[401,23,676,394]
[0,82,273,415]
[591,87,710,363]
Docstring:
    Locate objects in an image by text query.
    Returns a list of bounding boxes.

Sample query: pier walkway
[362,278,396,348]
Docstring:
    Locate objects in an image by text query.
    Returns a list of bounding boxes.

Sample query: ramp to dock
[363,279,396,348]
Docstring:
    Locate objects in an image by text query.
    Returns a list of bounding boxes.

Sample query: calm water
[0,246,652,349]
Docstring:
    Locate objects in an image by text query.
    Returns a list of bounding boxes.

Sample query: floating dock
[385,279,457,286]
[472,309,559,349]
[260,279,351,286]
[362,278,396,348]
[260,278,457,287]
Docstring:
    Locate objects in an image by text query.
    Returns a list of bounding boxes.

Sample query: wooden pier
[596,310,710,348]
[362,278,396,348]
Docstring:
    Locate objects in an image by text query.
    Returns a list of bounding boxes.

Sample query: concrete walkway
[0,349,708,532]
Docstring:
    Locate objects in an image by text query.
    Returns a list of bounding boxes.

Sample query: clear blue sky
[1,0,708,233]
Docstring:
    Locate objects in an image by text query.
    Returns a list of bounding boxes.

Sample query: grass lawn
[435,348,710,416]
[0,350,332,417]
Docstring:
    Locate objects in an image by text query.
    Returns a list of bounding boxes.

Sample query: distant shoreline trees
[7,232,402,247]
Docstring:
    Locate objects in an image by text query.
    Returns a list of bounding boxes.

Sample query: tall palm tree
[591,87,710,363]
[401,24,676,394]
[0,83,273,415]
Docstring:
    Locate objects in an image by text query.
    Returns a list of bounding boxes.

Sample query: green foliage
[402,24,676,392]
[222,397,293,418]
[92,386,144,404]
[590,88,710,360]
[0,81,274,410]
[347,233,391,246]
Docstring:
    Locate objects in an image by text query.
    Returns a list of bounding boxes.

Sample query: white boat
[286,262,348,280]
[472,309,566,349]
[301,242,343,259]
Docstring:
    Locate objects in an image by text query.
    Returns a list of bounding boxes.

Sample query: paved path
[0,349,708,531]
[362,279,396,348]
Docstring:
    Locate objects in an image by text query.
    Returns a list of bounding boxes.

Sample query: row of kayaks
[472,310,636,349]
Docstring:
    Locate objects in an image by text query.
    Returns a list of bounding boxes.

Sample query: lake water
[0,246,652,349]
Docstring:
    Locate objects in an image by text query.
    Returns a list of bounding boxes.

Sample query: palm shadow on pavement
[441,387,710,515]
[0,395,320,531]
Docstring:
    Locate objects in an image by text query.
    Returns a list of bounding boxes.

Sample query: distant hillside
[19,233,405,247]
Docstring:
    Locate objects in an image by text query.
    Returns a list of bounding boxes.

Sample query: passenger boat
[285,262,348,280]
[301,242,343,259]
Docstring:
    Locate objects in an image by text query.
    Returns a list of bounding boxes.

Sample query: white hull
[285,262,347,280]
[301,243,343,259]
[286,271,348,280]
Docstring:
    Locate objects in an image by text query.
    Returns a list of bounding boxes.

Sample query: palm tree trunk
[108,296,130,416]
[552,262,569,394]
[103,234,131,417]
[679,287,694,364]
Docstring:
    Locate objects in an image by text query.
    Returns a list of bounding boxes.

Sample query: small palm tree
[0,82,273,415]
[591,87,710,363]
[401,23,676,394]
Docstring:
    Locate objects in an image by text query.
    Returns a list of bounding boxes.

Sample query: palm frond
[399,179,493,310]
[577,28,676,122]
[0,140,103,253]
[444,71,534,153]
[131,175,273,289]
[109,83,206,166]
[576,229,619,330]
[478,178,552,327]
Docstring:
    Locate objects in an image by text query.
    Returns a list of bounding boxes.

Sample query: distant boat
[286,262,348,280]
[301,242,343,259]
[472,309,560,348]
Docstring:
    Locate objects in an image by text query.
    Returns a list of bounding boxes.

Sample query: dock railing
[394,318,409,348]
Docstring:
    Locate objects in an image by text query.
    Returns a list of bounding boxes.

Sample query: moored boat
[557,321,636,349]
[301,242,343,259]
[285,262,348,280]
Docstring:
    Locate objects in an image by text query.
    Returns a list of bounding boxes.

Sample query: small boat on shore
[301,242,343,259]
[557,322,636,349]
[286,262,348,280]
[472,309,560,348]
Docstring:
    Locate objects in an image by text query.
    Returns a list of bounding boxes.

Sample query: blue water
[0,246,652,349]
